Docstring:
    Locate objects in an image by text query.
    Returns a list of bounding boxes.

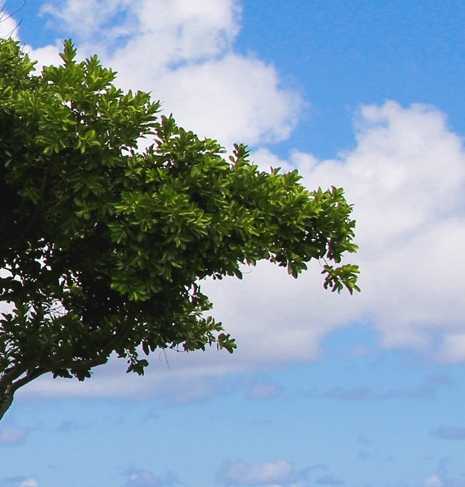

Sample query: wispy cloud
[0,478,38,487]
[122,467,178,487]
[322,386,371,401]
[357,435,374,446]
[318,373,452,401]
[0,426,29,446]
[217,458,307,486]
[0,6,20,39]
[315,474,345,485]
[57,420,81,432]
[359,448,374,460]
[245,383,281,401]
[430,426,465,440]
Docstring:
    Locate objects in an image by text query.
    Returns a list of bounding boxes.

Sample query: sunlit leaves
[0,39,358,412]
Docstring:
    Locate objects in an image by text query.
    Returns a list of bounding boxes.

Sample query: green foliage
[0,39,359,416]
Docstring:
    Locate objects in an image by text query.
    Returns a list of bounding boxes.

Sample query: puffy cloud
[0,426,28,446]
[250,101,465,361]
[40,0,134,43]
[40,0,239,62]
[217,459,303,486]
[31,0,300,148]
[135,54,300,148]
[156,100,465,373]
[25,43,64,74]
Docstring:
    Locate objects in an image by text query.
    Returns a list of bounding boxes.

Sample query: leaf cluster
[0,39,359,412]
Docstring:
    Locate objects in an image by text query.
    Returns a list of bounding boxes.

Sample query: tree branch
[0,384,14,421]
[0,310,135,421]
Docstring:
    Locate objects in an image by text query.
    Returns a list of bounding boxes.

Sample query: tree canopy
[0,39,359,420]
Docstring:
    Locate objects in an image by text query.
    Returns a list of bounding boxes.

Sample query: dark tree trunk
[0,385,14,422]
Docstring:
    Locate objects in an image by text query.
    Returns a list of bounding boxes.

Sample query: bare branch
[0,0,26,38]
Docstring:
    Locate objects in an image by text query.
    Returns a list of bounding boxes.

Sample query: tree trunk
[0,385,14,422]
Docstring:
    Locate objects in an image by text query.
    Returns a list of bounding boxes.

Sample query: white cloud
[25,43,64,74]
[18,479,38,487]
[30,0,300,148]
[139,54,300,148]
[40,0,239,62]
[108,0,241,66]
[218,459,299,486]
[252,101,465,361]
[0,8,19,39]
[436,334,465,363]
[40,0,133,42]
[423,476,443,487]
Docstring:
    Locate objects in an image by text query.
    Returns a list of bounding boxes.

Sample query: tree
[0,38,360,420]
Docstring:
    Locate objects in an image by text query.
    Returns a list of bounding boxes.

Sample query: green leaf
[0,38,359,420]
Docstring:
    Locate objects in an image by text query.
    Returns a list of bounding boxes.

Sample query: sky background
[1,1,465,486]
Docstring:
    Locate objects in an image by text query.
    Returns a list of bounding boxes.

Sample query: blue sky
[1,1,465,486]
